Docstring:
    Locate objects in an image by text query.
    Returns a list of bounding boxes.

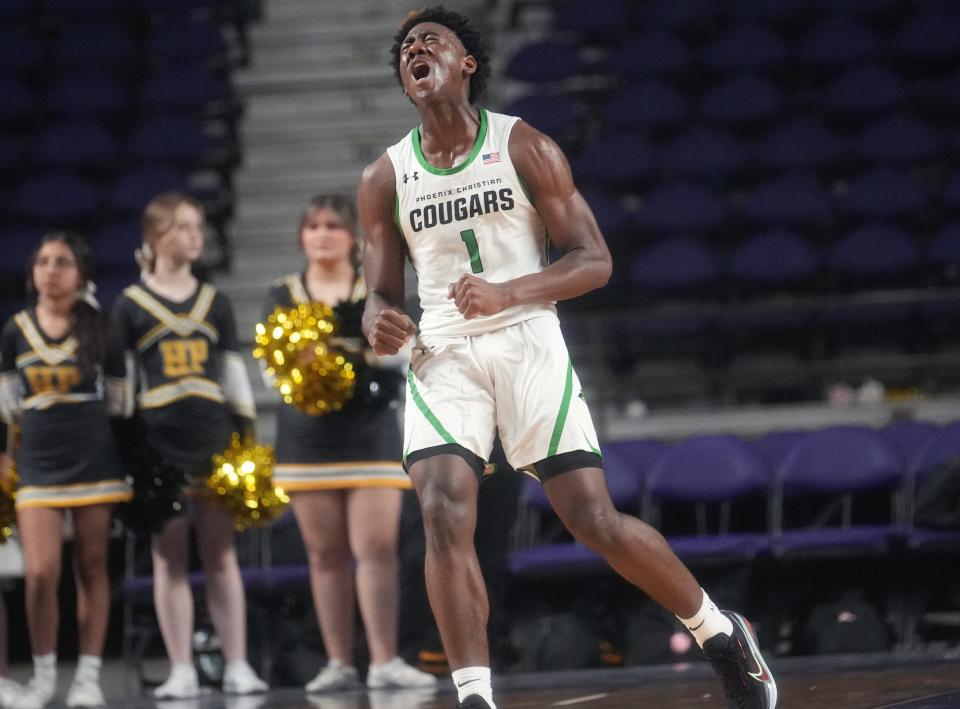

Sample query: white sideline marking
[551,693,610,706]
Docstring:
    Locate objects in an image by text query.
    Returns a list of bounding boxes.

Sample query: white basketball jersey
[386,108,556,337]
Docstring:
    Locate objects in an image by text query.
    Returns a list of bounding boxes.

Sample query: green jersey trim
[412,108,489,176]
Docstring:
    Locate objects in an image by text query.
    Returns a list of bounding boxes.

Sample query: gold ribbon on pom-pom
[253,303,357,416]
[0,458,19,544]
[207,435,289,532]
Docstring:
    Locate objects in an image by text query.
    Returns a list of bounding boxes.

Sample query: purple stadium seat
[0,74,36,124]
[641,0,719,30]
[91,221,141,269]
[575,134,655,185]
[820,301,914,326]
[699,74,785,126]
[881,421,938,465]
[743,173,831,226]
[504,40,584,83]
[824,64,906,115]
[0,134,20,176]
[795,16,877,67]
[628,236,720,294]
[949,72,960,112]
[751,430,810,471]
[853,114,941,164]
[54,22,135,67]
[0,0,31,20]
[142,66,233,114]
[136,0,217,13]
[775,426,906,556]
[607,440,667,489]
[816,0,897,14]
[609,29,691,77]
[755,118,844,170]
[150,19,228,64]
[943,172,960,212]
[910,423,960,481]
[503,94,579,138]
[10,173,102,222]
[554,0,634,39]
[34,121,118,170]
[894,10,960,61]
[604,80,686,129]
[702,23,787,74]
[505,443,647,576]
[904,423,960,550]
[0,229,42,274]
[728,229,820,287]
[828,223,920,279]
[46,0,127,17]
[0,28,42,71]
[94,271,139,309]
[838,168,926,220]
[105,166,186,214]
[726,0,810,23]
[637,182,725,231]
[928,222,960,269]
[579,189,631,236]
[125,114,220,164]
[44,71,128,116]
[661,125,747,177]
[644,435,773,561]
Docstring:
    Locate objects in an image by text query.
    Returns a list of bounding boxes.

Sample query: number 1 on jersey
[459,229,484,273]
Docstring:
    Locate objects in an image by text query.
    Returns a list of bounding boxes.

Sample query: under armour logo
[403,171,419,184]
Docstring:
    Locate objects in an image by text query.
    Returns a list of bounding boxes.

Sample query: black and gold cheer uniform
[264,273,408,490]
[0,309,132,509]
[112,281,255,478]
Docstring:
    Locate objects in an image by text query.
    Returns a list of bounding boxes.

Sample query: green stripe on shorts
[408,368,456,445]
[548,358,574,457]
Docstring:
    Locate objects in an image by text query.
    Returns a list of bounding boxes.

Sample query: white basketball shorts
[403,313,602,479]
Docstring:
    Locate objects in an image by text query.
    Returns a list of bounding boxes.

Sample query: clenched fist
[365,308,417,355]
[448,274,512,319]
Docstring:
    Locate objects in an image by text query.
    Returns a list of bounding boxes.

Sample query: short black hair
[391,6,491,104]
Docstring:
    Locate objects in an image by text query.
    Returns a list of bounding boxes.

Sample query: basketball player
[357,7,777,709]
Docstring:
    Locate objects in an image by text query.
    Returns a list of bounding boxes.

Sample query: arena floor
[98,653,960,709]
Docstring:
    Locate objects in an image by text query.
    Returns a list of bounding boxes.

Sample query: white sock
[678,589,734,649]
[75,655,101,683]
[32,654,57,689]
[451,667,496,708]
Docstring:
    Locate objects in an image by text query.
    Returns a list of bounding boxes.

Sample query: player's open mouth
[412,62,430,81]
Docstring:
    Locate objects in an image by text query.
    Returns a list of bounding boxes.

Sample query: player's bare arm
[357,153,417,355]
[448,120,612,319]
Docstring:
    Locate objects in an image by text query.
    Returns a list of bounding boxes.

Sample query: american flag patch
[482,152,501,165]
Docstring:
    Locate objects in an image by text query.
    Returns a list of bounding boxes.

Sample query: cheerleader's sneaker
[154,664,201,700]
[7,678,55,709]
[305,660,361,693]
[0,678,26,709]
[366,658,438,690]
[222,661,268,695]
[65,677,105,708]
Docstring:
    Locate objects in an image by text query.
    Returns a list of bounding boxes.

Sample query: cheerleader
[111,193,266,698]
[0,233,131,709]
[264,195,435,692]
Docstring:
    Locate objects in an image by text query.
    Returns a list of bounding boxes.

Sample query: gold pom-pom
[0,459,19,544]
[207,435,289,532]
[253,303,357,415]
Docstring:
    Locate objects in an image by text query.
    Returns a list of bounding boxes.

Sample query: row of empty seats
[509,420,960,577]
[0,0,249,311]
